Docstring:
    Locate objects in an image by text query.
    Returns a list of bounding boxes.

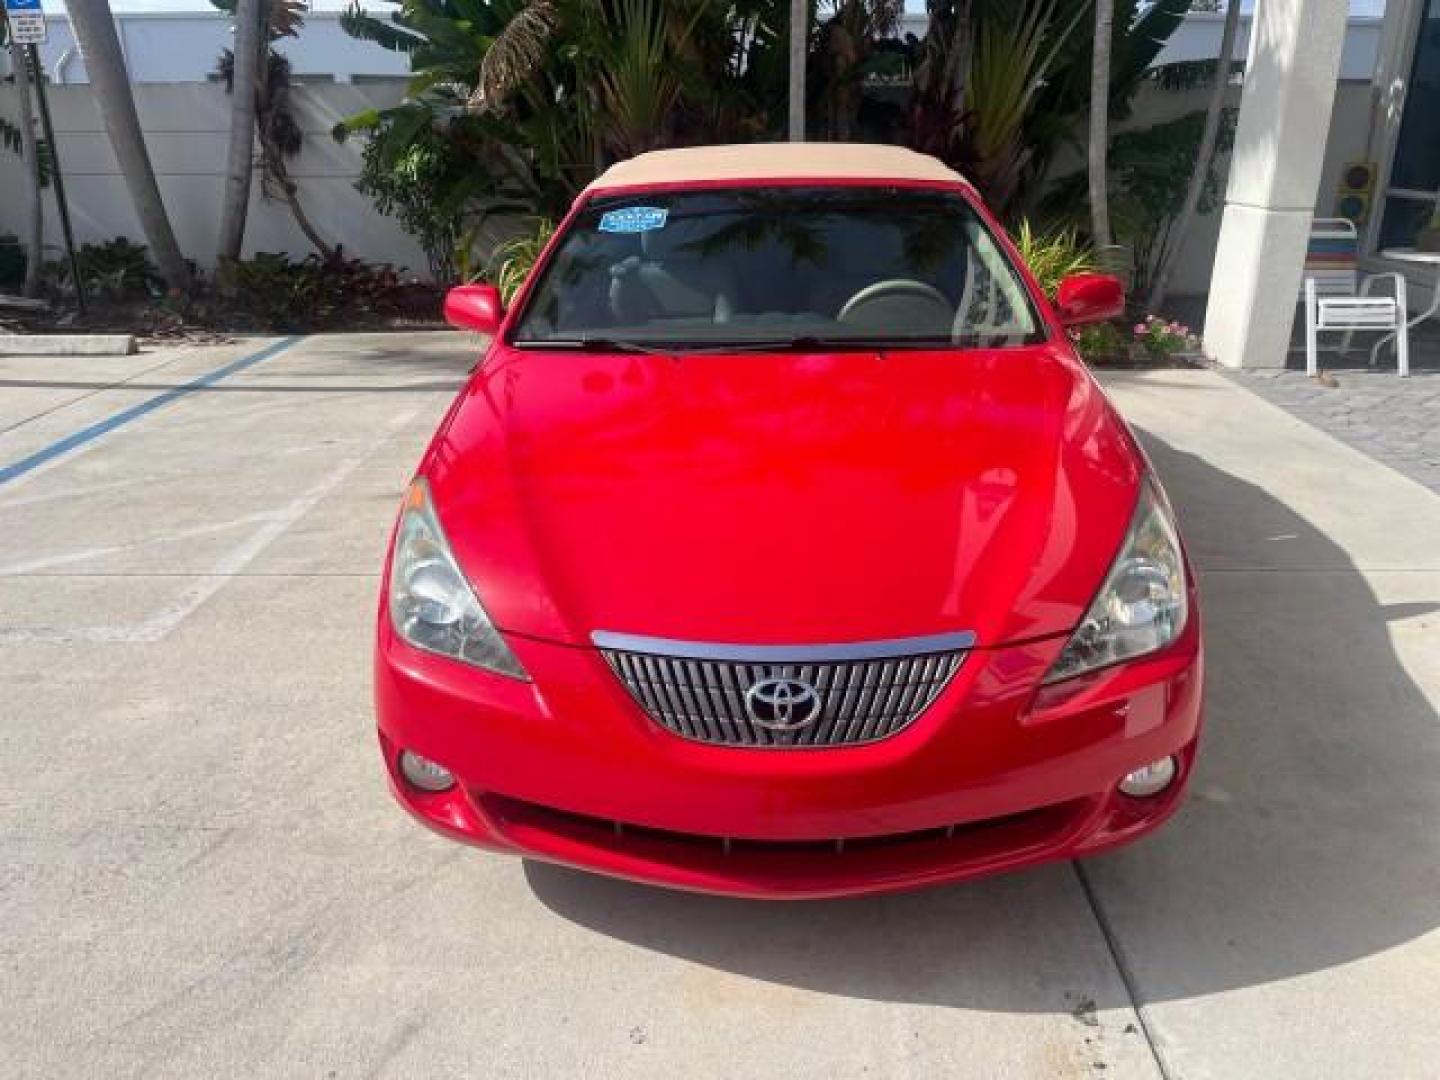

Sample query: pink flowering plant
[1068,322,1127,362]
[1068,316,1203,367]
[1133,316,1200,360]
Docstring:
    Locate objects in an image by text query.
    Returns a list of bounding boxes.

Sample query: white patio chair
[1303,218,1410,378]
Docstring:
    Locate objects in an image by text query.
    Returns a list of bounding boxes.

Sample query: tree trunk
[949,0,973,117]
[7,36,43,297]
[1145,0,1242,313]
[217,0,266,265]
[64,0,191,290]
[1087,0,1114,249]
[279,175,336,261]
[253,49,333,259]
[788,0,806,140]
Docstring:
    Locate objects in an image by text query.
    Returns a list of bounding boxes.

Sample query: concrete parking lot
[2,334,1438,1079]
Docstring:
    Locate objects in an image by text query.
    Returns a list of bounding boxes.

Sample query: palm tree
[812,0,903,141]
[1088,0,1113,250]
[967,0,1088,212]
[64,0,191,290]
[217,0,267,264]
[5,27,43,296]
[1145,0,1241,311]
[215,0,335,259]
[789,0,807,140]
[474,0,759,166]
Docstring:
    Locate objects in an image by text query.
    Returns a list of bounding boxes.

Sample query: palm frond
[0,117,52,187]
[341,1,429,53]
[1012,218,1094,297]
[213,0,306,41]
[1110,0,1188,115]
[473,0,560,112]
[489,217,555,301]
[870,0,904,39]
[268,0,308,40]
[592,0,689,157]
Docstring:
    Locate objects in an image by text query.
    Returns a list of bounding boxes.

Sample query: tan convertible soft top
[586,143,969,192]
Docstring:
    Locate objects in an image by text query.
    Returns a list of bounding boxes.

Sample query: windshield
[510,187,1044,350]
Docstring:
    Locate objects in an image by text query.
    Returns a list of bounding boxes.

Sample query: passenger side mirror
[1055,273,1125,327]
[444,284,505,335]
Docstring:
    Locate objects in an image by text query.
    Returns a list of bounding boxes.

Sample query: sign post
[3,2,87,313]
[27,43,87,314]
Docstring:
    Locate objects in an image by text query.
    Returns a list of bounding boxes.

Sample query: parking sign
[4,0,47,45]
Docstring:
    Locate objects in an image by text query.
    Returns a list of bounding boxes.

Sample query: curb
[0,335,138,357]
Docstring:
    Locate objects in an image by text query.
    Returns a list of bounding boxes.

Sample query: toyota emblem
[745,677,822,731]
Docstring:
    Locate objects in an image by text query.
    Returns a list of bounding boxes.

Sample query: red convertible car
[375,144,1203,898]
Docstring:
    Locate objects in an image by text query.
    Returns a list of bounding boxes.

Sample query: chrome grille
[596,632,970,748]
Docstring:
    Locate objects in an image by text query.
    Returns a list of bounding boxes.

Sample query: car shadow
[524,428,1440,1010]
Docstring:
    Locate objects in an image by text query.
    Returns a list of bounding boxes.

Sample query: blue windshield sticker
[599,207,669,234]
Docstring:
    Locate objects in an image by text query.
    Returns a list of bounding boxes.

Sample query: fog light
[399,750,455,793]
[1118,756,1177,798]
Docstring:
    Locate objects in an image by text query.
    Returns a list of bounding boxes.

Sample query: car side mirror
[444,284,505,335]
[1055,273,1125,327]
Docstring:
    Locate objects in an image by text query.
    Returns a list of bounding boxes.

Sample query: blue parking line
[0,335,303,486]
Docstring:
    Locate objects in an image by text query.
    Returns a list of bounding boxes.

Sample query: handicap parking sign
[4,0,48,44]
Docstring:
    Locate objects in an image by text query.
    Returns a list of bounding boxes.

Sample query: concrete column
[1203,0,1349,369]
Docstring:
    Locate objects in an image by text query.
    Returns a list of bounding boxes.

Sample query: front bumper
[375,612,1202,899]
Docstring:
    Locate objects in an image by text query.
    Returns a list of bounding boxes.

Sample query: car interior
[516,197,1039,344]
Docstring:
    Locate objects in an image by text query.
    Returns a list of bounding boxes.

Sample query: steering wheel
[837,279,953,329]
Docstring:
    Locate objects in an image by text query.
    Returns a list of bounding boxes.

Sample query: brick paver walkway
[1230,367,1440,496]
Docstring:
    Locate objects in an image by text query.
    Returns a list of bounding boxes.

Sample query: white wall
[0,80,430,276]
[1088,80,1377,297]
[1158,12,1383,82]
[894,11,1384,82]
[22,11,411,85]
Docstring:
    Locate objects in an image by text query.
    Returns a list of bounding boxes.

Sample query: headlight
[388,478,528,680]
[1043,476,1188,684]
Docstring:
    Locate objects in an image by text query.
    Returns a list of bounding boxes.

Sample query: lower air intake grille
[598,635,968,748]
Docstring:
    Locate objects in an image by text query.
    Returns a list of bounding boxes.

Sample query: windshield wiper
[512,336,680,355]
[512,333,1019,354]
[514,336,835,355]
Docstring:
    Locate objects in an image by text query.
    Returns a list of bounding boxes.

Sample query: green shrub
[1068,321,1128,364]
[1040,107,1238,298]
[488,219,556,305]
[354,127,476,284]
[0,234,25,288]
[224,251,405,329]
[1012,220,1095,299]
[76,238,165,300]
[1068,316,1201,366]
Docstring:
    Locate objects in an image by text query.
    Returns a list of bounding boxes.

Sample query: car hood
[424,343,1142,649]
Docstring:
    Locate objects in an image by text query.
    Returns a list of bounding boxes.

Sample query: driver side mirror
[1055,273,1125,327]
[444,284,504,335]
